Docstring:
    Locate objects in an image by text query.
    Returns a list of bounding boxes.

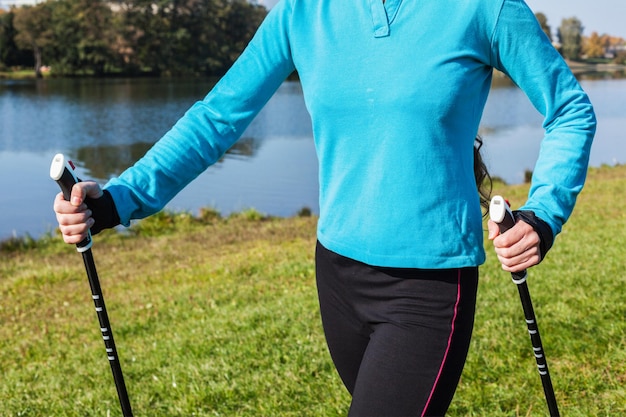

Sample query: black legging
[315,241,478,416]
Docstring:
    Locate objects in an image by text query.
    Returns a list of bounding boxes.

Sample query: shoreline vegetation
[1,164,625,415]
[490,59,626,84]
[1,164,623,250]
[2,60,626,80]
[566,60,626,73]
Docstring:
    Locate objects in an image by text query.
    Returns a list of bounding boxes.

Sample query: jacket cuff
[513,210,554,262]
[85,190,121,235]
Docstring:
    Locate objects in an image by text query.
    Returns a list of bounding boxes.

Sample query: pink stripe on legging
[421,269,462,417]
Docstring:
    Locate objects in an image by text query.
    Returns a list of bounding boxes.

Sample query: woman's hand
[53,181,103,245]
[488,219,541,273]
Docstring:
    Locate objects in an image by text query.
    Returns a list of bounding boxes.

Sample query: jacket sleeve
[490,0,596,237]
[105,1,296,225]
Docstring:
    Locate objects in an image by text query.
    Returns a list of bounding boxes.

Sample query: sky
[524,0,626,39]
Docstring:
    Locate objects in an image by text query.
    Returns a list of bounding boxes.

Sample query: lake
[1,74,624,241]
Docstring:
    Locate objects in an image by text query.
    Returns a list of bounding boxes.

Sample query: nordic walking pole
[50,154,133,417]
[489,195,559,416]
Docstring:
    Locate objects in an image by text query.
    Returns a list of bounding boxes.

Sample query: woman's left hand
[488,220,541,273]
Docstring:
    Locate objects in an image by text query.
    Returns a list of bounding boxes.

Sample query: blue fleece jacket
[105,0,596,268]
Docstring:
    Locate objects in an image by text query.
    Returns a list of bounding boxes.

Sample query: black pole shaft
[515,278,559,417]
[51,154,133,415]
[490,196,559,416]
[82,249,133,417]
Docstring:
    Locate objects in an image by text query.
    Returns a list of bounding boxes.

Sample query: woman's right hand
[53,181,103,245]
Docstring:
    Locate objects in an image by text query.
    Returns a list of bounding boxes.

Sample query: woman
[54,0,595,415]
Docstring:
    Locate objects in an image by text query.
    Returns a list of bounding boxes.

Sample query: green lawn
[1,165,624,416]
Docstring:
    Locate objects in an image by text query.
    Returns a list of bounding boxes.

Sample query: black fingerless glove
[84,190,121,235]
[512,210,554,263]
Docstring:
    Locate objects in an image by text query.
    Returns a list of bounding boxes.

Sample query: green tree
[117,0,188,76]
[47,0,81,73]
[0,10,20,69]
[1,8,38,70]
[558,17,584,60]
[5,0,267,77]
[12,3,53,77]
[534,12,552,42]
[74,0,116,76]
[47,0,116,76]
[218,0,267,73]
[118,0,266,76]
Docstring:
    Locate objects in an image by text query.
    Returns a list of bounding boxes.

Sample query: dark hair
[473,135,492,215]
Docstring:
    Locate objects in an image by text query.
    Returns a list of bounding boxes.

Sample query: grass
[0,69,46,80]
[1,165,625,416]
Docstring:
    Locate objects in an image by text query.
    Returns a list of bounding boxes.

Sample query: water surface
[0,76,623,240]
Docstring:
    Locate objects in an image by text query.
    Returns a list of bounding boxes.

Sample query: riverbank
[488,59,626,85]
[1,164,625,415]
[567,59,626,75]
[4,58,626,81]
[0,69,49,79]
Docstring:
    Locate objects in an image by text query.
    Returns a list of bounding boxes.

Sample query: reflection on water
[74,136,262,180]
[1,74,624,240]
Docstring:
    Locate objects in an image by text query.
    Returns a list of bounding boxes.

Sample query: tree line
[1,3,625,78]
[0,0,267,77]
[535,12,626,63]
